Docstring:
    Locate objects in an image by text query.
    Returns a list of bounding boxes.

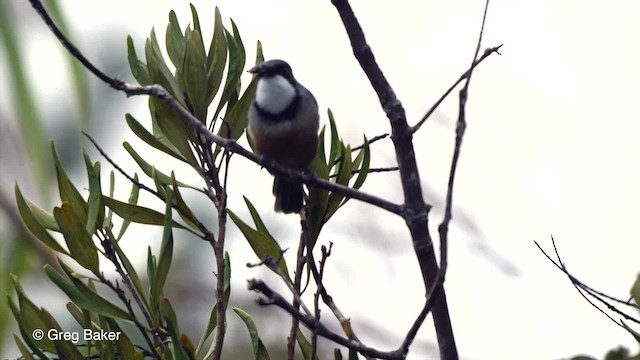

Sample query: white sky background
[2,0,640,359]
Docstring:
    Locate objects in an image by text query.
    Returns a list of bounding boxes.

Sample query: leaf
[107,319,139,360]
[296,328,317,360]
[125,113,187,163]
[212,21,246,123]
[116,174,140,241]
[217,77,256,142]
[183,28,208,121]
[15,185,68,255]
[165,10,185,70]
[12,275,56,353]
[83,150,104,235]
[53,203,99,274]
[160,299,189,360]
[127,36,151,85]
[51,141,88,224]
[7,292,49,359]
[151,192,174,304]
[228,210,289,279]
[243,197,272,237]
[351,136,370,191]
[328,110,340,168]
[233,308,272,360]
[195,253,231,356]
[171,173,200,229]
[122,142,197,190]
[103,196,186,229]
[206,7,228,105]
[12,334,36,360]
[105,227,148,309]
[40,309,84,360]
[631,274,640,309]
[46,263,134,321]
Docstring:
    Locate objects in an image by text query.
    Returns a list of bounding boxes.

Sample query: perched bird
[247,59,320,214]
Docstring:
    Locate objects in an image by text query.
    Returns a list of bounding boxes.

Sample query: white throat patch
[255,75,296,114]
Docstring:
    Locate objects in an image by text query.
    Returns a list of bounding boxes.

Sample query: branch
[332,0,457,357]
[247,279,403,360]
[535,237,640,327]
[411,45,502,133]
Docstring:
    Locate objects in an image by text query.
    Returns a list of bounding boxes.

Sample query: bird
[247,59,320,214]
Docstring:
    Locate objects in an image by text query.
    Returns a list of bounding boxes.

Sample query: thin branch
[352,133,389,151]
[287,235,307,360]
[535,238,640,328]
[411,45,502,133]
[248,279,403,360]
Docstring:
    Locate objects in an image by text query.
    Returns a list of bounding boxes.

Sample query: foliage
[10,4,370,359]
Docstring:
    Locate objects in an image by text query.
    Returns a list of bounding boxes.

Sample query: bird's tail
[273,177,303,214]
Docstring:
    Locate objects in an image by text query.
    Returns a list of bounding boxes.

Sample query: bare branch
[331,0,457,357]
[535,237,640,328]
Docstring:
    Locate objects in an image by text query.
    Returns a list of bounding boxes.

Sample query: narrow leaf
[15,185,68,255]
[53,203,99,273]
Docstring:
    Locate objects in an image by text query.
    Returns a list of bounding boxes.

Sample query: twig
[411,45,502,133]
[248,279,403,360]
[287,235,307,359]
[535,237,640,327]
[352,133,389,151]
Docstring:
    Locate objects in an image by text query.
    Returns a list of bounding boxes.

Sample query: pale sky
[2,1,639,359]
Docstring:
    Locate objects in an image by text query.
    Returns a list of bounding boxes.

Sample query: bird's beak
[248,64,260,74]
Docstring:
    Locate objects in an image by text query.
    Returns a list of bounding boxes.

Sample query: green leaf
[7,292,49,359]
[40,309,84,360]
[103,195,187,229]
[13,334,36,360]
[165,10,185,70]
[127,36,151,85]
[621,320,640,343]
[83,150,104,235]
[296,328,317,360]
[149,98,199,167]
[46,263,134,321]
[160,299,189,360]
[171,173,201,229]
[116,174,140,241]
[183,28,208,121]
[12,275,56,353]
[53,203,99,274]
[147,28,183,102]
[328,110,340,168]
[228,210,289,279]
[105,227,148,308]
[107,319,139,360]
[206,7,228,105]
[233,308,272,360]
[217,77,256,142]
[151,192,174,304]
[122,142,197,190]
[52,141,88,224]
[125,113,187,163]
[15,185,68,254]
[212,21,246,123]
[195,253,231,356]
[243,197,272,237]
[351,137,370,191]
